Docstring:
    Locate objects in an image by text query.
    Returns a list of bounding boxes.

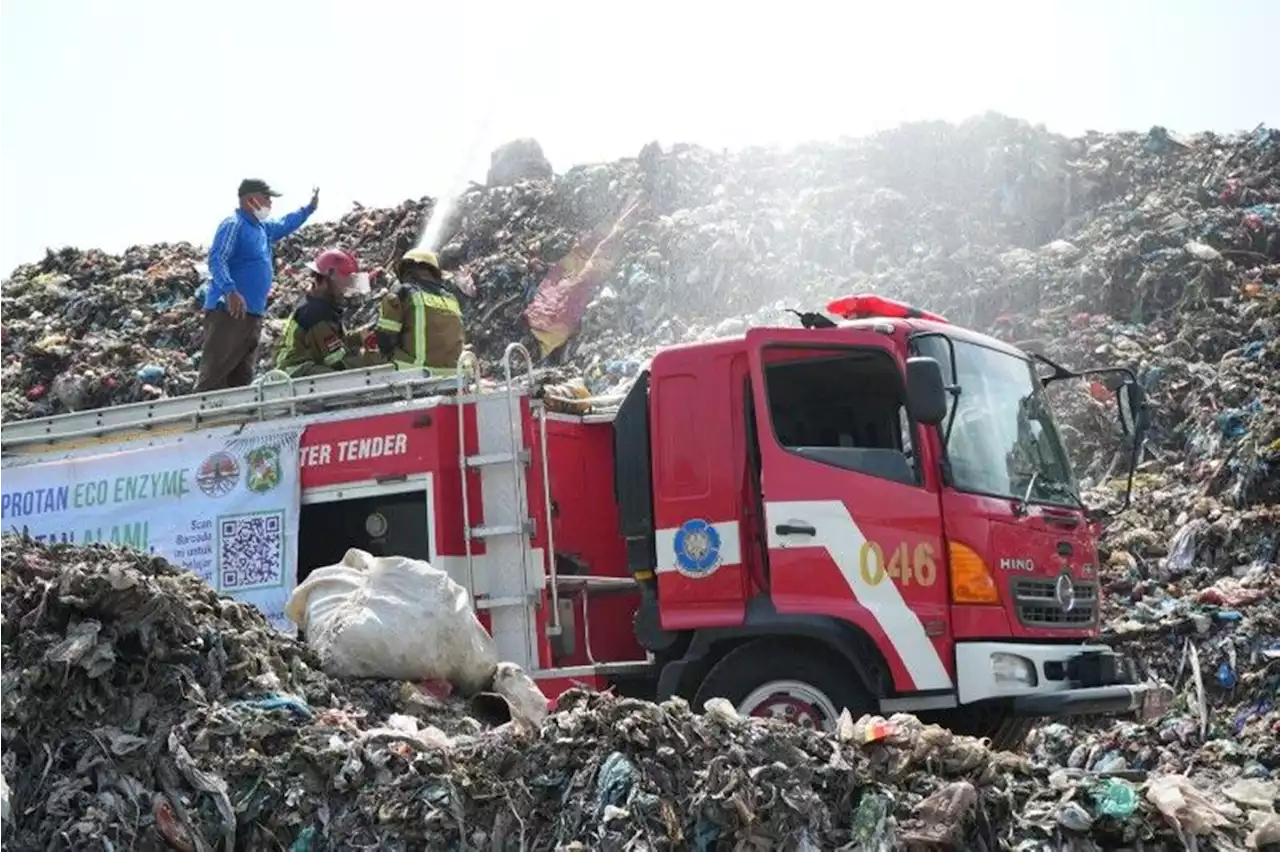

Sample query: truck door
[747,328,955,697]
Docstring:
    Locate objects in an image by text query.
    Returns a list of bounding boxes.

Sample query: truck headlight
[992,653,1038,687]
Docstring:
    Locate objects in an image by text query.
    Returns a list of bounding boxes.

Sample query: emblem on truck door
[674,519,722,579]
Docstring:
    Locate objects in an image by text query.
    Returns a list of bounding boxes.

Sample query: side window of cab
[762,347,920,486]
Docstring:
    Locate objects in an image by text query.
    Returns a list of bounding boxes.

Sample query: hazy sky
[2,0,1276,274]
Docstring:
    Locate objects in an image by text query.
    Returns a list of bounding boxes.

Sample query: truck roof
[651,316,1031,364]
[895,317,1031,360]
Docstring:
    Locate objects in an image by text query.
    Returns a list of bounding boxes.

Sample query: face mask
[252,205,272,222]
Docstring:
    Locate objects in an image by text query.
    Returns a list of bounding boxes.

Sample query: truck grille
[1011,577,1098,629]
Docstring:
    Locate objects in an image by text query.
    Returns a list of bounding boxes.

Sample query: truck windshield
[914,335,1080,508]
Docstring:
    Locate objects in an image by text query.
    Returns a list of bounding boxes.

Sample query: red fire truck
[1,295,1163,746]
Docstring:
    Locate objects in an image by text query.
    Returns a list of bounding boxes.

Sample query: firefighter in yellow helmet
[374,248,465,375]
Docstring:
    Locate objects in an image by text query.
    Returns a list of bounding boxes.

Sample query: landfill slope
[4,115,1276,423]
[2,537,1277,851]
[2,114,1280,847]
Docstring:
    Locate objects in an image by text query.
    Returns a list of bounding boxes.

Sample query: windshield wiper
[1012,471,1039,517]
[1013,473,1088,515]
[1042,478,1088,512]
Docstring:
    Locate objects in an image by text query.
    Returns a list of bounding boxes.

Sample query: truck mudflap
[955,642,1173,722]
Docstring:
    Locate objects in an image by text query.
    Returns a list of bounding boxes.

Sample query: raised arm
[263,200,318,242]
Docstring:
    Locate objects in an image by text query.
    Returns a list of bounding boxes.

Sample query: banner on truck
[0,424,305,632]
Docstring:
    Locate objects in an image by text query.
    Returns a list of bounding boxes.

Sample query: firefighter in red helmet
[273,249,376,377]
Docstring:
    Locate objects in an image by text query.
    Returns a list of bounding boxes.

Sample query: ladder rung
[468,521,533,540]
[475,595,536,610]
[465,450,530,468]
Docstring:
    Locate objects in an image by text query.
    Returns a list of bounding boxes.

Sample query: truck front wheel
[691,639,874,732]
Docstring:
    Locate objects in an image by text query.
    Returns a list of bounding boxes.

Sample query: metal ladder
[456,343,546,671]
[1,365,467,452]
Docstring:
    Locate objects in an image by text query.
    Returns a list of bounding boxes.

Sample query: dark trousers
[195,309,263,392]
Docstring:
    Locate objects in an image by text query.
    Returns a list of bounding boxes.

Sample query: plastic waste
[1221,778,1279,810]
[594,751,638,816]
[1163,520,1208,577]
[233,692,314,719]
[1057,801,1095,830]
[850,792,895,851]
[1096,778,1140,817]
[1147,774,1241,835]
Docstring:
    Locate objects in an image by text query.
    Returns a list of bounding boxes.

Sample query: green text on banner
[0,424,304,631]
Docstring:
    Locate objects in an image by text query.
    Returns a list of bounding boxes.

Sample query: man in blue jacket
[196,178,320,391]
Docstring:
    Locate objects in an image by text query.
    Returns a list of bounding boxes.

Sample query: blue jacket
[204,203,316,316]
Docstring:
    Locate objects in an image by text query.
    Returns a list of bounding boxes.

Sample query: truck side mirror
[906,357,948,425]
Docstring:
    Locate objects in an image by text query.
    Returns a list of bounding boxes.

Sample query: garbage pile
[487,138,554,187]
[3,115,1276,421]
[6,537,1280,851]
[2,113,1279,847]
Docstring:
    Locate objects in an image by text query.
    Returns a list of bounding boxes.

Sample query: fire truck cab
[0,295,1165,747]
[595,295,1163,744]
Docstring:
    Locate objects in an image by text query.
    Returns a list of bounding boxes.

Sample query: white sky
[2,0,1276,273]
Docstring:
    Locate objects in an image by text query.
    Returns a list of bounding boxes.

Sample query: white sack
[285,548,498,694]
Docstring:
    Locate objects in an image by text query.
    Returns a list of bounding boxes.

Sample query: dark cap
[238,178,282,198]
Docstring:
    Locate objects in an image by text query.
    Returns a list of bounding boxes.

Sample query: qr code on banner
[217,510,285,591]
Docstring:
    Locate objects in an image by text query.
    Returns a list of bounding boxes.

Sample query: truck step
[555,576,639,595]
[465,450,530,468]
[468,521,534,540]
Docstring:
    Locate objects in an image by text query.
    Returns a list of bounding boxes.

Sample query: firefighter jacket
[375,280,464,374]
[274,295,363,375]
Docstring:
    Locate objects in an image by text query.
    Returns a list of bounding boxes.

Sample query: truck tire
[691,639,874,732]
[924,707,1036,751]
[985,716,1036,751]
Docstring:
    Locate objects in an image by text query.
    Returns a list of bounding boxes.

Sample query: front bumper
[955,641,1171,720]
[1010,684,1164,717]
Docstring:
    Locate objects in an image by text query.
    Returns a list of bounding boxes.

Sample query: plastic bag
[1095,778,1139,817]
[491,661,549,730]
[1146,774,1240,835]
[285,548,498,694]
[1162,519,1207,577]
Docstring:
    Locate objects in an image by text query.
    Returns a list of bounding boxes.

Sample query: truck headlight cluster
[992,652,1038,687]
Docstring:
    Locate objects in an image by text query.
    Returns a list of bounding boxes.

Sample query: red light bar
[826,293,948,324]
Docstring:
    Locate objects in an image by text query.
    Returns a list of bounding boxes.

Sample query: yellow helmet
[399,248,440,271]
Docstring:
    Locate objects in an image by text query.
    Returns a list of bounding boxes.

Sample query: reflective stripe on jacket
[376,283,464,370]
[274,295,359,374]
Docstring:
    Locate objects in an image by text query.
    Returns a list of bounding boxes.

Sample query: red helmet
[306,249,359,278]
